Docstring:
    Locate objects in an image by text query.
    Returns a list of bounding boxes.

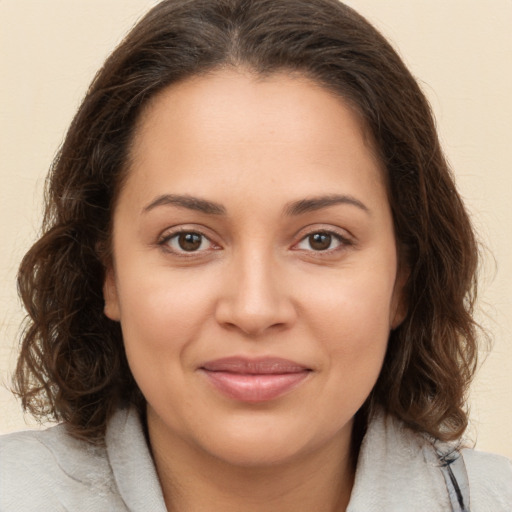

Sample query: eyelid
[156,223,354,256]
[291,225,354,253]
[157,225,222,255]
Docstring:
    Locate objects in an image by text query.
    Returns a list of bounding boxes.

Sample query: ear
[390,265,409,330]
[103,267,121,321]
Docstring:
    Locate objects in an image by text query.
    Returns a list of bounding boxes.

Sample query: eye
[161,231,214,253]
[295,231,346,252]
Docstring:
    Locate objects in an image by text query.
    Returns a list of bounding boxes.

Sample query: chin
[191,413,349,469]
[205,434,311,468]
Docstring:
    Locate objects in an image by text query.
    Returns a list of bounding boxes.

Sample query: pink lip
[199,357,311,403]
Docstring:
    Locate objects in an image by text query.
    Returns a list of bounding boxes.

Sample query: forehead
[123,68,387,209]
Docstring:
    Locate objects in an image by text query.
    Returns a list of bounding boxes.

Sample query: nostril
[213,261,298,336]
[215,298,296,337]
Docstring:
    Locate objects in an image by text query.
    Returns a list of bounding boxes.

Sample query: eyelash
[158,227,353,257]
[158,228,219,256]
[292,230,352,254]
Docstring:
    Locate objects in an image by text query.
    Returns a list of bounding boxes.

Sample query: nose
[214,249,297,337]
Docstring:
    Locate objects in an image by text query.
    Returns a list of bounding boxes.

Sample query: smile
[199,357,312,403]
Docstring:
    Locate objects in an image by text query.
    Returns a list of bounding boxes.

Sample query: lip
[199,357,312,403]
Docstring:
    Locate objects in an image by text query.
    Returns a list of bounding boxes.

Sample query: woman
[1,0,510,510]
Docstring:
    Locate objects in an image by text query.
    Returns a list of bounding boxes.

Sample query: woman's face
[104,69,406,467]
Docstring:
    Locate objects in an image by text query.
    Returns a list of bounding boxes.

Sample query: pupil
[178,233,202,251]
[310,233,331,251]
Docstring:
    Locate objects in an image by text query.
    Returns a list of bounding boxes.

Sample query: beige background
[1,1,511,458]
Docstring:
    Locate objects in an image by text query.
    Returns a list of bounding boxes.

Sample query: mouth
[199,357,312,403]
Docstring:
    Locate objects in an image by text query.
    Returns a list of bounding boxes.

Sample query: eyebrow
[142,193,369,217]
[283,194,370,216]
[143,194,226,215]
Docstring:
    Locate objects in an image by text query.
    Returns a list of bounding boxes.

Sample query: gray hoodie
[1,407,510,511]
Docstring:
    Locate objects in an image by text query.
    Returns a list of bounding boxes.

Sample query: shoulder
[350,411,512,511]
[0,424,125,511]
[461,447,512,510]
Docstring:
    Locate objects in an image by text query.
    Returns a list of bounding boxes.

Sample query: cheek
[115,268,219,412]
[301,263,396,375]
[306,266,396,335]
[114,264,220,358]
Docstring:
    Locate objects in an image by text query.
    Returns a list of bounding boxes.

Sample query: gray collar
[105,407,460,511]
[106,408,167,512]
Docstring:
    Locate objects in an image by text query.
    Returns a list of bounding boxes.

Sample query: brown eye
[294,231,346,253]
[308,233,333,251]
[177,233,203,251]
[163,231,210,253]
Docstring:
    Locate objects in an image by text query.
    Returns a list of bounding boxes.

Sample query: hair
[14,0,479,444]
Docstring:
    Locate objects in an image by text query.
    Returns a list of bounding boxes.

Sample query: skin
[104,69,407,511]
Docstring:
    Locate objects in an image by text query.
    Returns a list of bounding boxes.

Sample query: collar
[347,410,451,511]
[105,407,451,511]
[106,407,167,512]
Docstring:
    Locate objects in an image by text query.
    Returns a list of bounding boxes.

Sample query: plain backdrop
[1,0,511,458]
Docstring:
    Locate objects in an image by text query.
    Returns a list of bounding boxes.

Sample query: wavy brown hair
[14,0,479,443]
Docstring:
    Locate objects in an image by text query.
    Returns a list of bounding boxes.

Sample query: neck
[147,411,356,512]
